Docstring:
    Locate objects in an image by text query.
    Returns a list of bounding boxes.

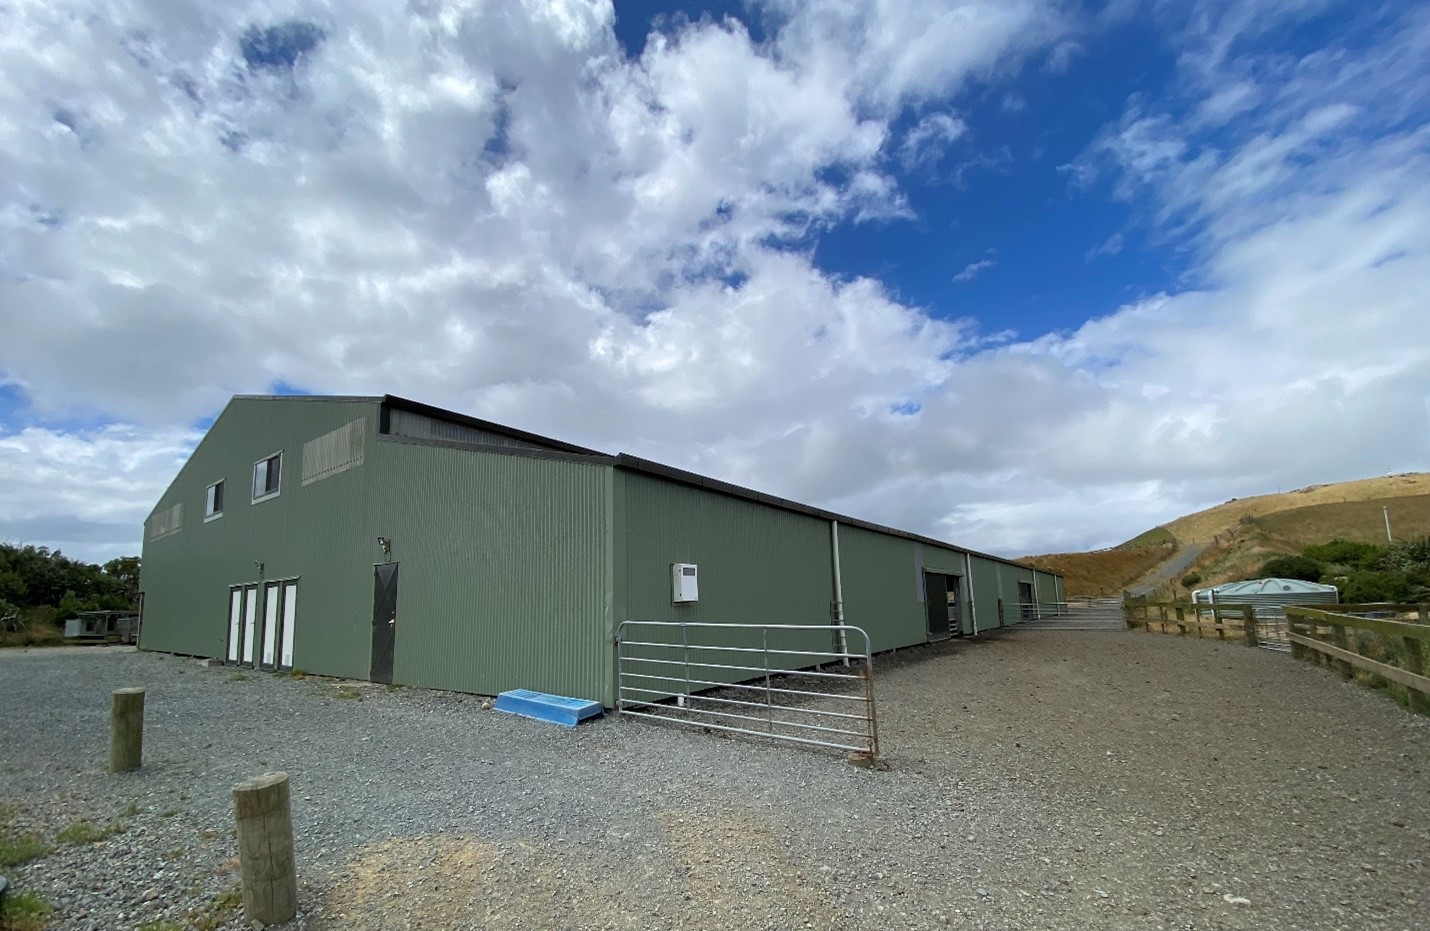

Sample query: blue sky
[1,0,1427,563]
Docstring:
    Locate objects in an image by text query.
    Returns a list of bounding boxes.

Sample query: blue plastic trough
[493,689,604,728]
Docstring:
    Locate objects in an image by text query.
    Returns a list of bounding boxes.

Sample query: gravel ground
[0,631,1425,931]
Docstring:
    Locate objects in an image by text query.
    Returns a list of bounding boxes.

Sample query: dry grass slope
[1163,473,1430,543]
[1023,473,1430,598]
[1023,543,1174,598]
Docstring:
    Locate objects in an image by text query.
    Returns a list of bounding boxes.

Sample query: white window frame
[252,451,283,503]
[205,479,225,522]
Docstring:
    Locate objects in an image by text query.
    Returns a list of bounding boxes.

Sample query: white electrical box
[672,563,699,603]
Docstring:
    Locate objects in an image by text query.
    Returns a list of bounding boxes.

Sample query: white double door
[226,580,298,668]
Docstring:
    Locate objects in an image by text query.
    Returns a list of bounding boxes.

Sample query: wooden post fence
[1286,606,1430,715]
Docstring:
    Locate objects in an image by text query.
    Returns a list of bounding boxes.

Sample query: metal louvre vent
[147,503,182,540]
[301,419,366,486]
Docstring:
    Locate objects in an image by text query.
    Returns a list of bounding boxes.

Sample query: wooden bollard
[233,772,298,925]
[109,688,145,773]
[1242,606,1259,648]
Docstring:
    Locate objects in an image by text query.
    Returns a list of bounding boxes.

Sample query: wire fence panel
[616,621,878,757]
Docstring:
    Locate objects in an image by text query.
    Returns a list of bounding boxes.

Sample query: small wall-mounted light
[377,537,392,559]
[254,560,265,576]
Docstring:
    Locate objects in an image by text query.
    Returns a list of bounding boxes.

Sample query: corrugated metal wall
[619,471,835,624]
[835,525,926,652]
[142,395,1065,707]
[617,471,838,698]
[139,398,381,676]
[388,407,548,450]
[968,555,1007,630]
[370,442,612,702]
[617,472,1061,656]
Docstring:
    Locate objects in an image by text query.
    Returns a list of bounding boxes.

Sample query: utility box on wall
[672,563,699,603]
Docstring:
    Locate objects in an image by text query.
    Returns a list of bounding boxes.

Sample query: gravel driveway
[0,631,1425,931]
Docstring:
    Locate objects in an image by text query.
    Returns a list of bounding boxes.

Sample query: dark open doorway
[924,572,962,639]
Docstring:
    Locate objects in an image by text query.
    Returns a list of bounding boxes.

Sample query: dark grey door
[1018,580,1035,621]
[371,563,399,684]
[924,573,950,639]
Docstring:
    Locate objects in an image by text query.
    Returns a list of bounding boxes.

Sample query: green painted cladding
[139,398,379,676]
[615,472,840,698]
[369,440,611,703]
[618,471,834,625]
[969,556,1005,630]
[834,525,925,653]
[140,394,1063,708]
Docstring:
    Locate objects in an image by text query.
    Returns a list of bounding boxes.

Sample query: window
[205,480,225,520]
[252,452,282,502]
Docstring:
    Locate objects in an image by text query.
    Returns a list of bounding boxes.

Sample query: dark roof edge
[613,454,1050,574]
[380,395,609,458]
[232,394,384,403]
[222,394,1051,575]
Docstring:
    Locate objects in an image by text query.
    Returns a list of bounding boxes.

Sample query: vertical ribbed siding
[139,398,380,674]
[388,407,548,450]
[835,525,926,652]
[967,556,1004,629]
[617,472,838,696]
[619,472,834,626]
[373,445,611,703]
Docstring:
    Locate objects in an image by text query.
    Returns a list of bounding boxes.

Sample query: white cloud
[0,0,1426,566]
[0,424,198,562]
[952,258,996,282]
[899,112,968,170]
[1085,232,1123,260]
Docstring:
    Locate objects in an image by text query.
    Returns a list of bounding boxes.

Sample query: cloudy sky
[1,0,1427,565]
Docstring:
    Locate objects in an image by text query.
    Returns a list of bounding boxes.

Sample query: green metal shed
[139,395,1063,706]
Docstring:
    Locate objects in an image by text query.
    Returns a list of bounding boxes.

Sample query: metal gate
[616,621,878,757]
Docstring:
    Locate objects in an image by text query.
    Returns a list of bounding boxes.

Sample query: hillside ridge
[1023,473,1430,598]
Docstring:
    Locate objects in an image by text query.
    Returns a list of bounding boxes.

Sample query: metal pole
[831,521,849,665]
[681,624,691,720]
[1031,571,1040,620]
[965,551,978,636]
[763,627,773,734]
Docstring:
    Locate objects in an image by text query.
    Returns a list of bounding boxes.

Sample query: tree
[102,556,141,604]
[0,544,140,613]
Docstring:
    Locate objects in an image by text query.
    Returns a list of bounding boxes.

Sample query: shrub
[1341,571,1413,604]
[1377,535,1430,573]
[1258,554,1324,582]
[1303,539,1384,569]
[1180,572,1202,589]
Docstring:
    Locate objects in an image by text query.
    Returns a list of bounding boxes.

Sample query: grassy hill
[1023,473,1430,598]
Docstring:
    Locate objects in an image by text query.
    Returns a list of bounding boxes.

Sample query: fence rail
[1016,601,1069,621]
[1123,601,1264,646]
[616,621,878,757]
[1286,606,1430,714]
